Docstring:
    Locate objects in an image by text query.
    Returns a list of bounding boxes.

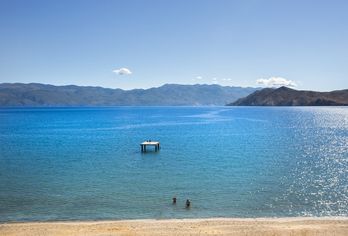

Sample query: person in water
[172,197,177,204]
[186,199,191,208]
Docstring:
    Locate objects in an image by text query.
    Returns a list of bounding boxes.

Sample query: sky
[0,0,348,91]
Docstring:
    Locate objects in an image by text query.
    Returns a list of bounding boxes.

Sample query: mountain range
[229,86,348,106]
[0,83,258,106]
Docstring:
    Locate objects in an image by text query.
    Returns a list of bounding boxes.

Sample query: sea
[0,106,347,222]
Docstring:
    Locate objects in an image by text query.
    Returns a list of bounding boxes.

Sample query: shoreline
[1,217,348,236]
[2,216,348,223]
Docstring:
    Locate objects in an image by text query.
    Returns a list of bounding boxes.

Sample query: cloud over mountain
[113,68,132,75]
[256,77,297,87]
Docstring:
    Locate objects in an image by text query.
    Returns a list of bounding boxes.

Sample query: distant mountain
[228,86,348,106]
[0,83,259,106]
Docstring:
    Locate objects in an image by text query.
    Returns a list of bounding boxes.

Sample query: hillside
[229,86,348,106]
[0,83,258,106]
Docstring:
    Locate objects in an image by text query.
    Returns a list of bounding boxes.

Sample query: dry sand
[1,217,347,236]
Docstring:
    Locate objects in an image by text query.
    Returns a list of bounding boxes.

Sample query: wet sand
[1,217,348,236]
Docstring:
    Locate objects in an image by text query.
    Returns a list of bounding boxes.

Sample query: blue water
[0,107,347,222]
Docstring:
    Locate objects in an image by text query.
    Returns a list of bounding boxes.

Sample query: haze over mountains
[230,86,348,106]
[0,83,258,106]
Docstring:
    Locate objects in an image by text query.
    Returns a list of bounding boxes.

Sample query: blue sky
[1,0,347,91]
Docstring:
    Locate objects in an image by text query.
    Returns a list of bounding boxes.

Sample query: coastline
[1,217,348,236]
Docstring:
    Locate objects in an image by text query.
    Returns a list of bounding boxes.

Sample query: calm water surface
[0,107,347,221]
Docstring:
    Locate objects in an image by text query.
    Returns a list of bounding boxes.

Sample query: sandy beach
[1,218,347,236]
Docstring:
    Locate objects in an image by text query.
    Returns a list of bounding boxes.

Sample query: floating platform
[140,141,160,152]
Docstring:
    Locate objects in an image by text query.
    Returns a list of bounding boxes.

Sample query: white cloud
[195,76,203,80]
[113,67,132,75]
[256,77,297,87]
[222,78,232,81]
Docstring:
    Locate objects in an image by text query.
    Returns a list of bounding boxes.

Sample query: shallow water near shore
[0,107,347,222]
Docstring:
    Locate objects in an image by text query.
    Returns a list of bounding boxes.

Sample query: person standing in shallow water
[172,197,177,204]
[185,199,191,208]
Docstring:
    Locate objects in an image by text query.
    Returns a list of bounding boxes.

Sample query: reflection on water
[0,107,347,221]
